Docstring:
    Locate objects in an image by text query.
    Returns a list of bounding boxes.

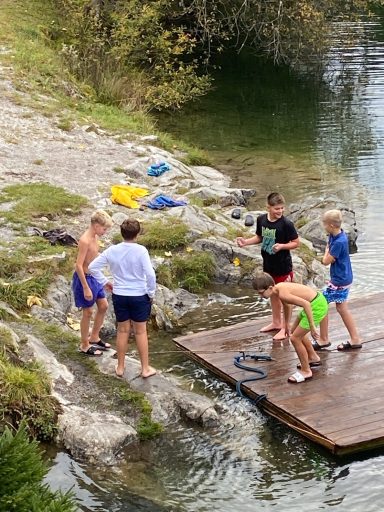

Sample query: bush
[0,425,76,512]
[157,251,216,292]
[139,219,188,250]
[0,358,60,441]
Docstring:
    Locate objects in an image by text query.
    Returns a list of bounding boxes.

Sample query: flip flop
[91,339,111,351]
[288,371,312,384]
[79,345,103,357]
[297,361,322,369]
[337,341,362,351]
[312,341,331,351]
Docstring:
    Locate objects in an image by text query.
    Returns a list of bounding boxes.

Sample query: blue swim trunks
[72,272,106,308]
[112,294,151,323]
[322,283,350,304]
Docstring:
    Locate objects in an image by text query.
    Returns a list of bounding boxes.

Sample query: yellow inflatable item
[110,185,149,209]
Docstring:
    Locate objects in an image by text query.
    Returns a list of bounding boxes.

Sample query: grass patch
[113,166,126,174]
[0,183,87,224]
[32,159,44,165]
[0,354,60,441]
[157,251,215,292]
[296,216,310,229]
[140,219,189,251]
[0,0,210,164]
[295,242,319,266]
[225,225,248,240]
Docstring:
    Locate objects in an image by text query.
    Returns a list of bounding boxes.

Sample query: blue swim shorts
[112,294,152,323]
[72,272,106,308]
[322,284,350,304]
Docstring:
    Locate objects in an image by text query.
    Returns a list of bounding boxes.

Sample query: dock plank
[174,292,384,455]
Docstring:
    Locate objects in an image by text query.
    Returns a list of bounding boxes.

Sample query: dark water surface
[47,18,384,512]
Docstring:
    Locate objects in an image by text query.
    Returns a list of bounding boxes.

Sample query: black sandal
[312,341,331,351]
[337,341,362,351]
[91,339,111,351]
[79,345,103,356]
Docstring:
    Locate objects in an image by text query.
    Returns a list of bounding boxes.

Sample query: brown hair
[90,210,113,227]
[323,209,342,228]
[267,192,285,206]
[120,219,141,240]
[252,272,275,291]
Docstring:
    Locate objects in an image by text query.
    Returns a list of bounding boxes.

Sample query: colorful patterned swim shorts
[322,283,350,304]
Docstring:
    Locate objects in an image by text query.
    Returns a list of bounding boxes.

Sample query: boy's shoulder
[78,230,94,245]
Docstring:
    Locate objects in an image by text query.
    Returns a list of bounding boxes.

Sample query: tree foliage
[50,0,383,110]
[0,425,76,512]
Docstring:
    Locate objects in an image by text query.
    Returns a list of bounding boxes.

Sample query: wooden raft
[174,292,384,456]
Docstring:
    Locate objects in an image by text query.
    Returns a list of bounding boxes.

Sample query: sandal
[288,371,312,384]
[337,341,362,351]
[79,345,103,357]
[91,339,111,351]
[297,361,322,369]
[312,341,331,351]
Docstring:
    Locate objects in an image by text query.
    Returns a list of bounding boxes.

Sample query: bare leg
[132,321,156,378]
[336,302,360,344]
[80,307,93,349]
[116,320,130,377]
[290,326,313,377]
[302,334,321,363]
[260,294,283,333]
[318,314,329,345]
[89,298,109,345]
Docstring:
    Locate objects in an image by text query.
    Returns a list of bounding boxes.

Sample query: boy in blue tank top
[314,209,362,351]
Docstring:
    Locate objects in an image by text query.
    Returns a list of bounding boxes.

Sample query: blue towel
[146,195,187,209]
[147,162,170,177]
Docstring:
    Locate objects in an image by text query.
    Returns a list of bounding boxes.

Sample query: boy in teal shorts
[253,272,328,384]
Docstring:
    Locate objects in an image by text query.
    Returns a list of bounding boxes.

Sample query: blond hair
[323,209,342,228]
[90,210,113,227]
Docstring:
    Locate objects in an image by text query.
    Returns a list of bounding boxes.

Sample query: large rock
[97,355,219,427]
[288,198,358,251]
[58,405,137,464]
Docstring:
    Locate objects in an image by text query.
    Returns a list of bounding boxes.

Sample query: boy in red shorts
[237,192,299,340]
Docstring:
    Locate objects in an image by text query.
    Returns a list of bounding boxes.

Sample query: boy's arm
[322,243,335,266]
[141,250,156,298]
[283,302,292,336]
[88,251,110,287]
[75,239,93,301]
[236,234,262,247]
[273,237,299,253]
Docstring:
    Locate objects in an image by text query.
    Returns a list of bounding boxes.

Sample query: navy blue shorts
[112,294,151,323]
[72,272,106,308]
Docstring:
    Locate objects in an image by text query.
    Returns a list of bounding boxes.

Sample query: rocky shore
[0,62,358,464]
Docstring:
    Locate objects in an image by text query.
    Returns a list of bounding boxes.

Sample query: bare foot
[260,322,282,333]
[273,328,289,341]
[115,366,125,378]
[141,366,157,378]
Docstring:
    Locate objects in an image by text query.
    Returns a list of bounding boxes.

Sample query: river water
[47,17,384,512]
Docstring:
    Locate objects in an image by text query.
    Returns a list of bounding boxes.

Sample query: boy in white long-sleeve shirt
[89,219,156,378]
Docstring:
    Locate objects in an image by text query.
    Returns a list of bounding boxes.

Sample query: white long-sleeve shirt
[88,242,156,297]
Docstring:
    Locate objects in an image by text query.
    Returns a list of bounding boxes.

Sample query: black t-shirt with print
[256,214,298,276]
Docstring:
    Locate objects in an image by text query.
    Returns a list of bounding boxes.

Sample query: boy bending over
[252,272,328,384]
[73,210,113,356]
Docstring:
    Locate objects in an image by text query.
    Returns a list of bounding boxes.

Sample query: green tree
[0,426,76,512]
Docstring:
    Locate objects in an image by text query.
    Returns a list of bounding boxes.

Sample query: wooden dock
[174,292,384,456]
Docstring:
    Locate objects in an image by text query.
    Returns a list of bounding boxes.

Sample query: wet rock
[152,285,200,329]
[97,355,219,427]
[288,199,358,250]
[58,405,138,464]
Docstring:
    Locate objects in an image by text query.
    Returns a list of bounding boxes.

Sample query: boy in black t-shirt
[237,192,299,340]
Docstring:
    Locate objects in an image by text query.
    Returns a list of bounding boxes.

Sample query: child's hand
[84,286,93,301]
[311,327,320,340]
[104,282,113,293]
[236,237,246,247]
[272,243,282,253]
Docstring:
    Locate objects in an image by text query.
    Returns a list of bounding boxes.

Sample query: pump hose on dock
[234,352,272,406]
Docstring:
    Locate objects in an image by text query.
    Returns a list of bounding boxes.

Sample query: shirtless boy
[72,210,113,356]
[252,272,328,384]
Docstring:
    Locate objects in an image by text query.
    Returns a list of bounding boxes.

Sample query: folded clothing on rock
[111,184,149,208]
[146,195,187,210]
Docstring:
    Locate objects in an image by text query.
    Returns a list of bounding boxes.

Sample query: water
[48,17,384,511]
